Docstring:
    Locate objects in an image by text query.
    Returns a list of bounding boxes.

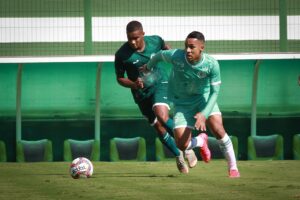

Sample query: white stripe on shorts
[174,124,195,129]
[209,111,222,116]
[152,103,170,110]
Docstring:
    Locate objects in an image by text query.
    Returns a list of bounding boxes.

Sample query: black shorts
[137,82,171,124]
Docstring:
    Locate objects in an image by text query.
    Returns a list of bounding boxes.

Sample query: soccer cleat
[184,149,198,168]
[199,133,211,163]
[228,169,240,178]
[176,151,189,174]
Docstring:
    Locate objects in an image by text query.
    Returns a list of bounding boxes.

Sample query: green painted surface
[0,43,85,56]
[280,0,288,52]
[0,64,18,117]
[84,0,93,55]
[92,0,279,16]
[0,59,299,161]
[1,59,299,119]
[0,0,84,17]
[1,0,299,17]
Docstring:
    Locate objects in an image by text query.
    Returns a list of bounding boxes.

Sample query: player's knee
[155,112,168,123]
[176,141,188,151]
[153,121,167,134]
[154,106,169,122]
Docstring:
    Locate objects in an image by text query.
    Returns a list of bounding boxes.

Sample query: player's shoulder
[203,53,219,66]
[171,49,185,57]
[145,35,163,43]
[115,42,132,59]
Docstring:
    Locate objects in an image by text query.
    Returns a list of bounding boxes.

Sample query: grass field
[0,160,300,200]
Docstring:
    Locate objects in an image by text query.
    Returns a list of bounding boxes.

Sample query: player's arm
[145,49,175,71]
[115,56,143,89]
[201,84,220,117]
[116,76,143,90]
[194,83,220,131]
[194,60,221,131]
[201,59,221,118]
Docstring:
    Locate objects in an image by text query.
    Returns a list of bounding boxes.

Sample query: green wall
[0,59,299,161]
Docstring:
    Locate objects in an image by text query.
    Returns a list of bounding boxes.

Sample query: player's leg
[152,81,174,135]
[153,120,189,174]
[152,104,181,159]
[155,105,198,168]
[138,98,188,173]
[207,113,240,178]
[154,101,197,168]
[153,104,173,135]
[153,83,192,172]
[173,105,209,164]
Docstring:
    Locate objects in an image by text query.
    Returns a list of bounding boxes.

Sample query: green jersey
[115,35,169,103]
[147,49,221,117]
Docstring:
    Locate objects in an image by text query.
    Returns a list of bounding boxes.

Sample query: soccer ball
[70,157,93,179]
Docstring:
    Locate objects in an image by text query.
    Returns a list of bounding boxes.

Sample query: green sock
[158,132,180,157]
[164,118,174,137]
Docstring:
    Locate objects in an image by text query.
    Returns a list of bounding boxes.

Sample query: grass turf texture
[0,161,300,200]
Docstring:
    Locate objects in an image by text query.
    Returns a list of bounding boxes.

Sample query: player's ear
[200,41,205,51]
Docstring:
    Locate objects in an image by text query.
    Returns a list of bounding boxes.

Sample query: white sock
[217,133,238,171]
[186,135,204,150]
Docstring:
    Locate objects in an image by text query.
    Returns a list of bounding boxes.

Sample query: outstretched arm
[142,49,176,72]
[139,50,169,73]
[194,59,221,131]
[194,84,220,131]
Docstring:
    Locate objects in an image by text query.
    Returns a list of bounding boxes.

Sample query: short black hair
[126,21,143,33]
[187,31,205,42]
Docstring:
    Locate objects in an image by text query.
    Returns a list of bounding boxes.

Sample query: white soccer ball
[70,157,93,179]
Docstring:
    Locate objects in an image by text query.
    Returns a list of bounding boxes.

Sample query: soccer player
[114,21,197,173]
[141,31,240,178]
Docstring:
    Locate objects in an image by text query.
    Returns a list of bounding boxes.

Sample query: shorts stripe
[209,111,222,116]
[153,103,170,110]
[174,125,195,129]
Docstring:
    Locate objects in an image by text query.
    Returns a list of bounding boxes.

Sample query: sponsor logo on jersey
[133,60,139,64]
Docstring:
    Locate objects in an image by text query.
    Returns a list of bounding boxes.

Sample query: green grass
[0,160,300,200]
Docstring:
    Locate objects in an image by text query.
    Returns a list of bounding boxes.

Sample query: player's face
[185,38,205,63]
[127,29,145,51]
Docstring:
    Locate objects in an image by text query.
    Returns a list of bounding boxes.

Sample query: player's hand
[134,77,144,89]
[138,64,150,73]
[194,112,206,131]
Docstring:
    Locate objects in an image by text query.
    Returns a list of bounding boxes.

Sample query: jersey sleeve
[146,49,177,70]
[201,84,220,118]
[201,58,221,118]
[210,59,221,86]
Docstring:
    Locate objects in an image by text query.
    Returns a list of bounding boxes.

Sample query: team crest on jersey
[197,66,209,78]
[197,71,207,78]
